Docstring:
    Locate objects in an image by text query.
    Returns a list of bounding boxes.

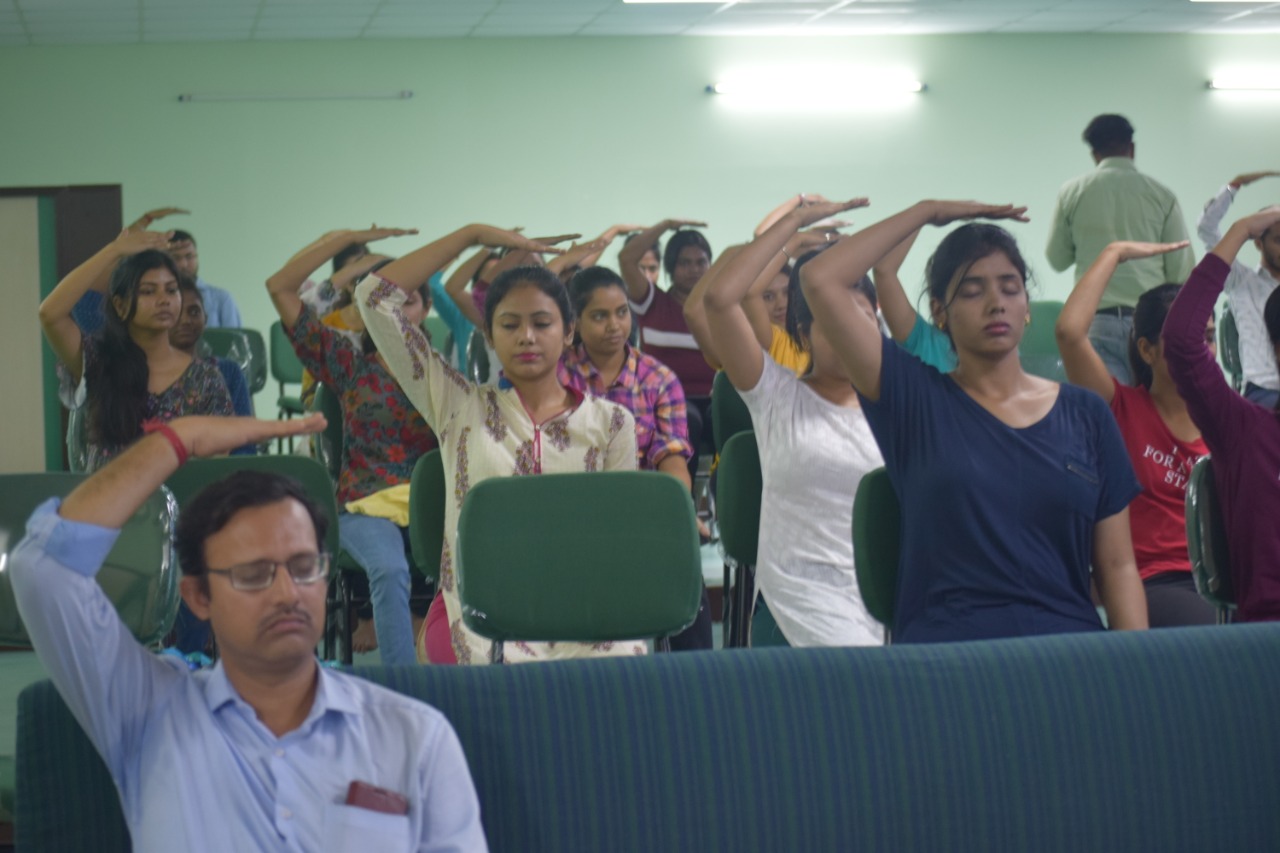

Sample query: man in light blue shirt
[171,229,244,327]
[11,414,487,853]
[1046,114,1195,383]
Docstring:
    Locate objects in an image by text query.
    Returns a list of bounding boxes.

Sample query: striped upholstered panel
[17,625,1280,852]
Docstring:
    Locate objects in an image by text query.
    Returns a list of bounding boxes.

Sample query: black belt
[1097,305,1135,319]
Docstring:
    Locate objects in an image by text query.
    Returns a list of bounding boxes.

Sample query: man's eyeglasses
[205,553,330,591]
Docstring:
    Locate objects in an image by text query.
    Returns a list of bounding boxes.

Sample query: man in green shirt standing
[1046,114,1195,383]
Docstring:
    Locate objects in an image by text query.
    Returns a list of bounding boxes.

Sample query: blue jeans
[338,513,416,666]
[1088,313,1134,386]
[1245,382,1280,411]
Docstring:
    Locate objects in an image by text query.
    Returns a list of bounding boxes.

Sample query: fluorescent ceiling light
[1209,71,1280,90]
[708,68,925,105]
[623,1,726,4]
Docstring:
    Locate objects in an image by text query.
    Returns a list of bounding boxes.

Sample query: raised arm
[1057,241,1189,403]
[1198,171,1279,251]
[871,227,923,344]
[124,207,189,233]
[379,225,561,298]
[38,229,174,382]
[618,219,705,303]
[681,244,744,370]
[741,227,841,349]
[803,200,1028,401]
[443,248,490,329]
[1166,207,1280,448]
[547,224,643,275]
[267,227,416,329]
[707,198,867,391]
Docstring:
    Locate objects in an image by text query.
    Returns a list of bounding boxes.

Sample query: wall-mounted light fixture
[178,91,414,103]
[1208,73,1280,91]
[707,66,924,109]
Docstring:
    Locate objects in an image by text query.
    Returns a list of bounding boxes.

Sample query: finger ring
[825,232,832,242]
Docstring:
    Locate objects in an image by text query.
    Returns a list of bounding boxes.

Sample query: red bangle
[143,419,189,467]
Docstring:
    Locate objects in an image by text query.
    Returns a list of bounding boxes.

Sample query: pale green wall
[2,33,1278,405]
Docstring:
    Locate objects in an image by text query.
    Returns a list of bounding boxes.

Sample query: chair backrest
[852,467,901,627]
[204,327,268,395]
[424,314,450,356]
[1184,455,1235,612]
[711,371,753,454]
[1021,300,1067,382]
[716,431,762,566]
[456,472,702,642]
[1219,307,1243,391]
[269,321,305,386]
[164,456,340,558]
[467,328,490,384]
[0,473,180,647]
[408,450,446,582]
[310,382,345,485]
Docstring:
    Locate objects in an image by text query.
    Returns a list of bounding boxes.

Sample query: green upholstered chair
[1219,306,1244,392]
[852,466,900,642]
[310,382,344,486]
[1185,456,1235,624]
[408,450,446,583]
[204,326,268,396]
[466,328,490,384]
[1021,300,1068,382]
[269,321,307,451]
[456,471,702,663]
[424,314,450,355]
[0,473,180,648]
[163,456,349,658]
[715,431,762,648]
[711,370,753,455]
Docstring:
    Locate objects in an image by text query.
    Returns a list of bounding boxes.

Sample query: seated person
[169,228,243,327]
[9,414,486,851]
[268,226,438,666]
[1165,206,1280,622]
[171,277,254,419]
[1196,170,1280,409]
[40,229,233,472]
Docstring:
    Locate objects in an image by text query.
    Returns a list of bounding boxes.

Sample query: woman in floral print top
[357,224,642,666]
[268,225,437,665]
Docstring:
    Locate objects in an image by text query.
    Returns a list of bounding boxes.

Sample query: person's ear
[929,297,947,331]
[180,575,212,621]
[563,321,575,349]
[1137,336,1159,367]
[111,295,129,320]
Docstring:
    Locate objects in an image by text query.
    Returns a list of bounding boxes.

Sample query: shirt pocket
[1063,457,1101,518]
[322,802,412,853]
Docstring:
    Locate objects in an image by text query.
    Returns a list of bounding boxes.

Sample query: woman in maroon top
[1056,240,1214,626]
[1164,207,1280,623]
[268,225,437,665]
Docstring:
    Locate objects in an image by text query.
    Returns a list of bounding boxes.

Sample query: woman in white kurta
[702,197,884,647]
[357,224,642,665]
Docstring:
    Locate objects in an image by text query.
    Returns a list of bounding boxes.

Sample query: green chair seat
[456,472,701,661]
[852,467,900,635]
[0,473,180,648]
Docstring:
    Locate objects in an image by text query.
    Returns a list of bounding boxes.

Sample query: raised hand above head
[1108,240,1191,263]
[1230,170,1280,189]
[115,228,176,255]
[126,207,189,232]
[349,225,420,243]
[1234,205,1280,240]
[927,201,1030,227]
[795,197,869,228]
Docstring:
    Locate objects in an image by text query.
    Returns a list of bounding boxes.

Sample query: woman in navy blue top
[801,200,1147,642]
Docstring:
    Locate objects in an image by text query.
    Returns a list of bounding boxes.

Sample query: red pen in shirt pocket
[345,780,409,816]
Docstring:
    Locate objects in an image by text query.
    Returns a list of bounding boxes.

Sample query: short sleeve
[1086,391,1142,520]
[859,336,939,469]
[737,353,789,447]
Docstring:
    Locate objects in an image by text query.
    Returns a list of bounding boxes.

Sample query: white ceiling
[2,0,1279,46]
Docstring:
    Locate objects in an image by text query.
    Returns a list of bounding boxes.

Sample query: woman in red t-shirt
[1056,240,1215,626]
